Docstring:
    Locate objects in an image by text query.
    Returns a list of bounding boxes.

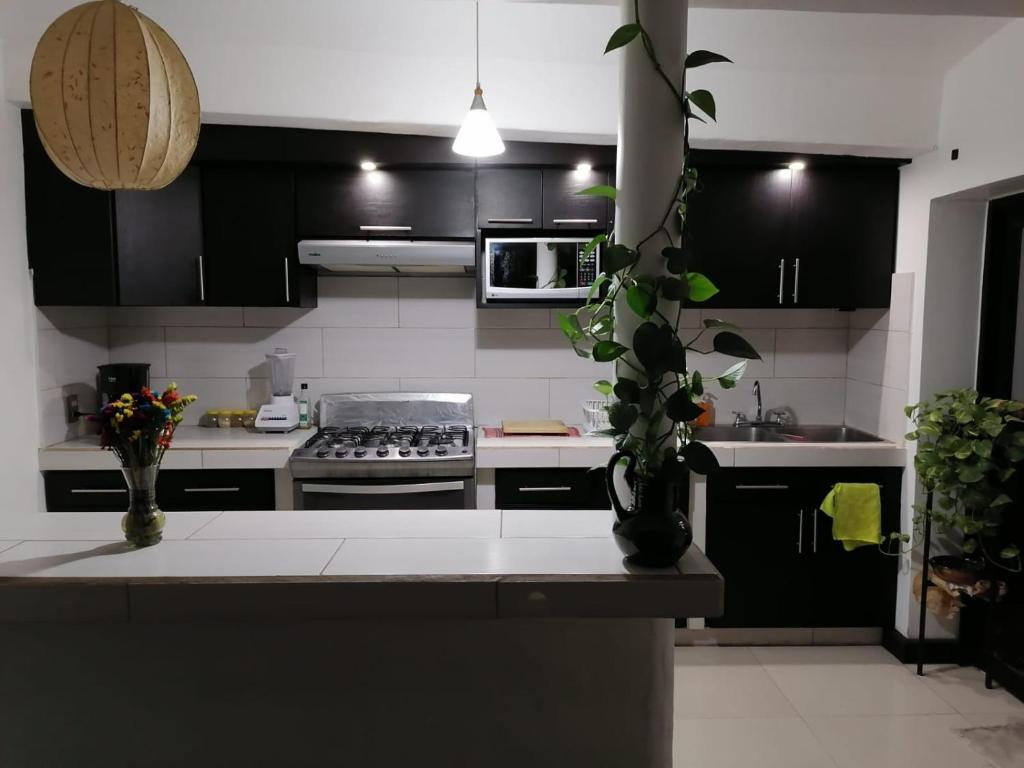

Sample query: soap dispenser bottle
[298,383,311,429]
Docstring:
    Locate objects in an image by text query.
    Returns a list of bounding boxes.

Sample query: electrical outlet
[65,394,80,424]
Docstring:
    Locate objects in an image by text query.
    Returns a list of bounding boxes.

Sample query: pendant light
[453,2,505,158]
[30,0,200,190]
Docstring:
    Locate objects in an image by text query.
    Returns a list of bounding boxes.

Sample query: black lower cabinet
[705,467,902,628]
[44,470,275,512]
[495,468,610,510]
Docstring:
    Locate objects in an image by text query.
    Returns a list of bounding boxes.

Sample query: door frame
[977,191,1024,396]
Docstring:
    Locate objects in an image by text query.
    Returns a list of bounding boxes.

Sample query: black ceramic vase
[606,450,693,567]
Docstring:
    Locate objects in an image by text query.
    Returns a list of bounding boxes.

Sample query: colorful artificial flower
[87,383,198,468]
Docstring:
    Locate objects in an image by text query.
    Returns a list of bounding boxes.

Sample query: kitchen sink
[693,425,884,443]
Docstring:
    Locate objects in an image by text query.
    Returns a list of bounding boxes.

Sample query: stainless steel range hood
[297,239,475,275]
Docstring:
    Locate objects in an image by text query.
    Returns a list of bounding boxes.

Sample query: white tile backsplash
[166,326,324,379]
[775,328,848,378]
[847,328,887,385]
[476,328,607,379]
[38,275,868,440]
[323,327,475,378]
[245,276,397,328]
[109,326,167,378]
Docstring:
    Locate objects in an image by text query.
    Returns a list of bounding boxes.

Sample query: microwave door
[484,238,594,300]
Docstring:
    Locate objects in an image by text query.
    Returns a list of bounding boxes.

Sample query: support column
[614,0,687,442]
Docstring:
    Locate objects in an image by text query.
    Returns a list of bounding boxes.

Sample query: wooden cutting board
[501,419,571,435]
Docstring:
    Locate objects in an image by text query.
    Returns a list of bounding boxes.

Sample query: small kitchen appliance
[481,235,601,304]
[97,363,150,406]
[289,392,475,509]
[255,349,300,433]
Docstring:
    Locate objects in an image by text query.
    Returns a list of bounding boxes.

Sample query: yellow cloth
[819,483,882,551]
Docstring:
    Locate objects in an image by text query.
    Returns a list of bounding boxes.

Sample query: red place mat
[483,426,582,438]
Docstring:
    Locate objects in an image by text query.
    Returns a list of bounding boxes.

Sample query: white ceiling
[507,0,1024,15]
[0,0,1014,155]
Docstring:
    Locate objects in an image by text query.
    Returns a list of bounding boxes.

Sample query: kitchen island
[0,508,721,768]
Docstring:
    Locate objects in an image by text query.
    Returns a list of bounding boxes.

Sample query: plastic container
[218,409,233,429]
[242,410,257,429]
[231,410,246,428]
[582,399,610,434]
[203,410,222,428]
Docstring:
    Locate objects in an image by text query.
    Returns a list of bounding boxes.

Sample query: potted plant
[904,388,1024,575]
[88,383,198,547]
[558,11,759,566]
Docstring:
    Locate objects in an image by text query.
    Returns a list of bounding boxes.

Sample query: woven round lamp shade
[29,0,200,191]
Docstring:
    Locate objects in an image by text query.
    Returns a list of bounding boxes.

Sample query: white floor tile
[804,714,991,768]
[913,663,1024,716]
[673,717,837,768]
[674,647,798,718]
[752,645,954,716]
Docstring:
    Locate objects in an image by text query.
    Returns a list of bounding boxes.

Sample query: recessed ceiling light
[788,161,806,171]
[360,161,378,172]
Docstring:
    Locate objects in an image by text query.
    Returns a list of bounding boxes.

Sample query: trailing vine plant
[897,389,1024,572]
[559,3,760,483]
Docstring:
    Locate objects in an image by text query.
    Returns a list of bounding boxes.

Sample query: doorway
[978,191,1024,397]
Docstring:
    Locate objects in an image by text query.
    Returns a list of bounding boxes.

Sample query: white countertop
[0,508,653,579]
[39,426,311,471]
[476,427,907,468]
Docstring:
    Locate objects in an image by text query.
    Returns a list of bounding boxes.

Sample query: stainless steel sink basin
[693,425,884,443]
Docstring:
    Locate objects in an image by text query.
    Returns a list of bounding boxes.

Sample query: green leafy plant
[558,3,758,482]
[903,388,1024,571]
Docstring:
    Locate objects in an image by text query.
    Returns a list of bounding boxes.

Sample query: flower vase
[121,465,165,547]
[605,450,693,567]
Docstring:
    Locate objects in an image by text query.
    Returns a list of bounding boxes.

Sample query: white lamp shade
[453,93,505,158]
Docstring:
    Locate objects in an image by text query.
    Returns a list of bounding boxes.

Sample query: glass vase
[121,465,165,547]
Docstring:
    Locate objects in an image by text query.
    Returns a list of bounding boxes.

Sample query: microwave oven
[483,236,601,302]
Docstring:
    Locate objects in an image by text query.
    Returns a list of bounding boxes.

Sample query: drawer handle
[552,218,598,225]
[487,218,534,224]
[734,484,790,490]
[518,486,573,493]
[301,481,464,495]
[359,225,412,232]
[183,487,241,493]
[70,488,127,494]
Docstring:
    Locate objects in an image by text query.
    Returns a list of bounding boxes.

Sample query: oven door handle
[300,481,465,495]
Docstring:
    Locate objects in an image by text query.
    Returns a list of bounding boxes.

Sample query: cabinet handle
[284,259,290,304]
[797,509,804,554]
[792,258,801,304]
[70,488,126,494]
[359,225,412,232]
[198,255,206,303]
[183,487,241,493]
[518,486,573,493]
[813,508,819,554]
[487,218,534,224]
[777,259,785,304]
[301,481,464,495]
[734,484,789,490]
[552,218,598,225]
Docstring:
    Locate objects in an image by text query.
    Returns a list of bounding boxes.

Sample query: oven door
[484,237,598,301]
[295,477,476,510]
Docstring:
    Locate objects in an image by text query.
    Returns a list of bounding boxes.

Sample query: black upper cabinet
[23,111,117,306]
[296,168,475,239]
[791,165,898,309]
[542,168,610,231]
[477,168,543,228]
[202,166,314,307]
[687,165,793,309]
[115,167,204,306]
[687,159,899,309]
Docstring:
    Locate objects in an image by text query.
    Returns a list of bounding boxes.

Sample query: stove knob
[335,449,348,458]
[399,446,411,457]
[376,446,390,457]
[435,446,448,456]
[354,447,367,458]
[416,447,429,457]
[316,448,330,458]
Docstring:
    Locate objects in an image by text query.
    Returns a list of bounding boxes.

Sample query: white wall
[0,39,44,511]
[893,18,1024,637]
[0,1,1006,156]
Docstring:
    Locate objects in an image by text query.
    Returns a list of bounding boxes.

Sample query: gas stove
[289,392,475,480]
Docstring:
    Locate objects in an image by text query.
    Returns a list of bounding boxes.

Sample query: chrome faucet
[752,380,763,424]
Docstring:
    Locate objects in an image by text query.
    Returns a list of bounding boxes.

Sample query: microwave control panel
[577,246,598,287]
